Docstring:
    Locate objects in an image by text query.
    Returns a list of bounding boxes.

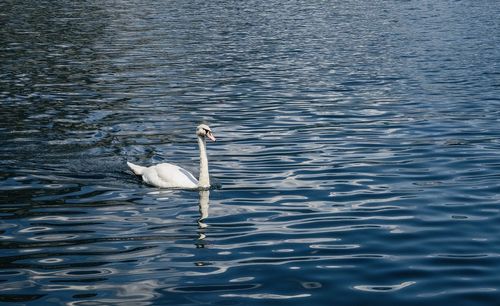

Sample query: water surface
[1,0,500,305]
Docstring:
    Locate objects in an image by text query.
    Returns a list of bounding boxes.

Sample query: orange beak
[207,132,216,142]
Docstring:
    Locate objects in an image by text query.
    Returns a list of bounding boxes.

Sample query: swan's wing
[177,167,199,185]
[153,163,198,188]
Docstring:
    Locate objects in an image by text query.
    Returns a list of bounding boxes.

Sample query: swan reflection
[197,190,210,241]
[147,189,211,243]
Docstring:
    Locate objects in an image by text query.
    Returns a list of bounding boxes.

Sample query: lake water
[1,0,500,305]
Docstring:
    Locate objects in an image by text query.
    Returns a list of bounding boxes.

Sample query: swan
[127,124,216,189]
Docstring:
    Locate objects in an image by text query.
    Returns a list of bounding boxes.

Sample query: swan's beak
[207,132,216,142]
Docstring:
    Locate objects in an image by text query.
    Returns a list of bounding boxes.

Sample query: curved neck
[197,136,210,188]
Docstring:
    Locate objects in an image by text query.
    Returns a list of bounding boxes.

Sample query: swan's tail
[127,161,146,175]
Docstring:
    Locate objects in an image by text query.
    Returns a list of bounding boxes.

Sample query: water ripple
[354,281,416,292]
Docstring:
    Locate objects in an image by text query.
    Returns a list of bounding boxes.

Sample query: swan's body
[127,124,215,189]
[127,162,199,189]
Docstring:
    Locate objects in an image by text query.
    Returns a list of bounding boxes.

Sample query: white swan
[127,124,216,189]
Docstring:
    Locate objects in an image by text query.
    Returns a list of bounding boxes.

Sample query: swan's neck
[198,136,210,188]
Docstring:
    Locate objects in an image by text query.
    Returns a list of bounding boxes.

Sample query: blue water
[1,0,500,305]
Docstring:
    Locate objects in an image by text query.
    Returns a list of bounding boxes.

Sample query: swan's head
[196,124,216,142]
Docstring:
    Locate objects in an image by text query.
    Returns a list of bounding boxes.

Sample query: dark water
[1,0,500,305]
